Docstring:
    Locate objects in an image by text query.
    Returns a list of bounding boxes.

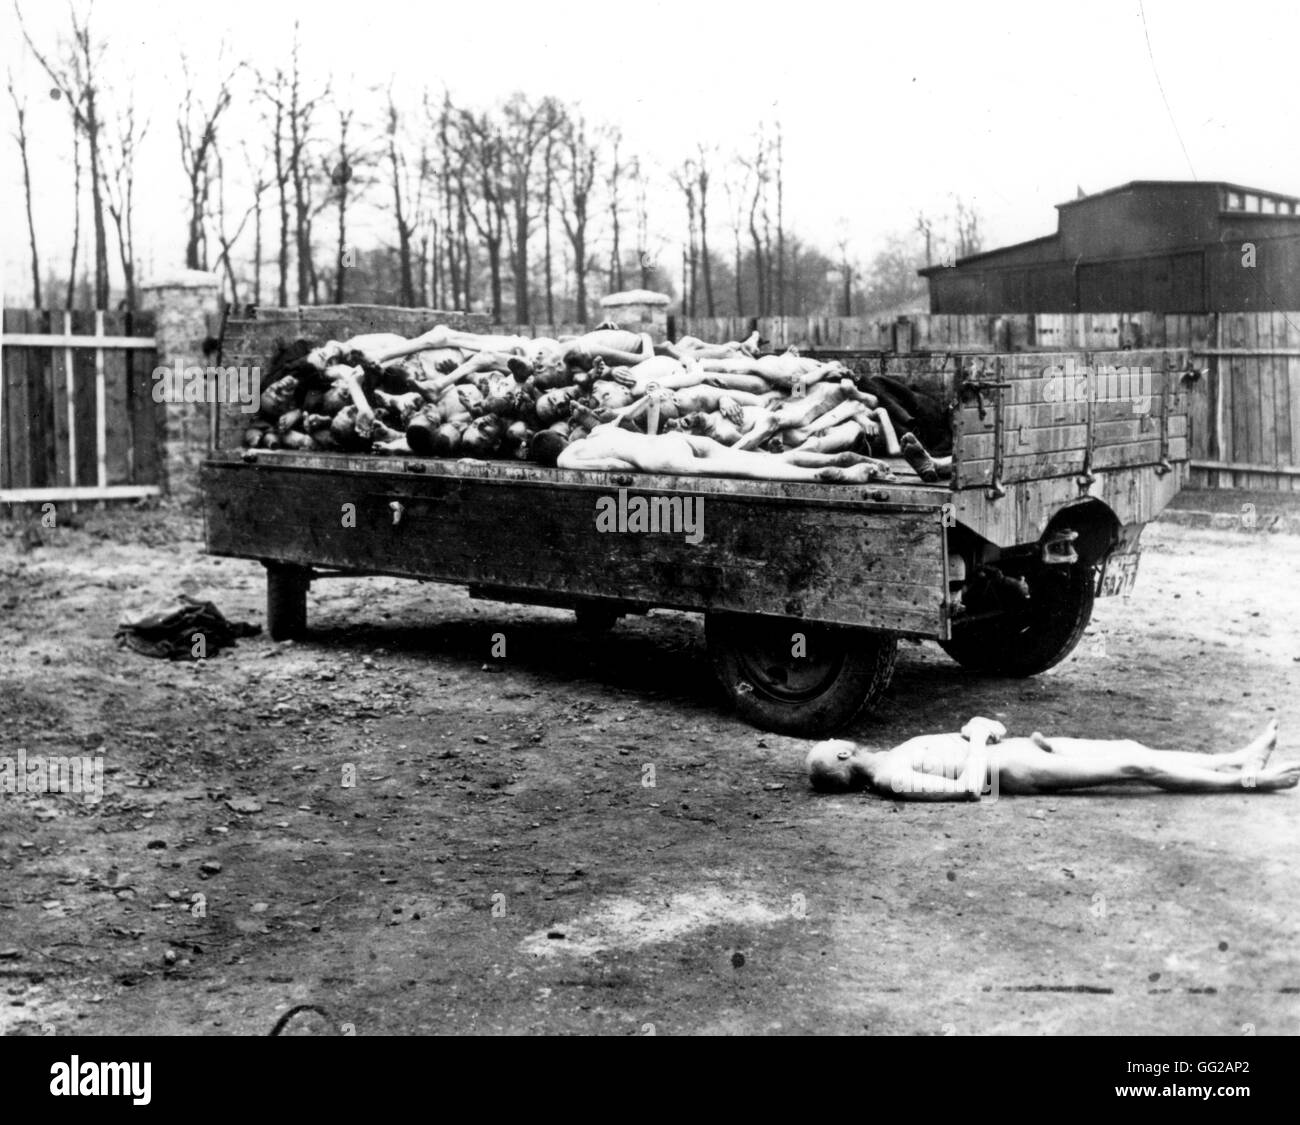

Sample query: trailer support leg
[265,562,311,640]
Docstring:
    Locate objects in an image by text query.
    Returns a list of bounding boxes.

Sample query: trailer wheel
[940,562,1094,676]
[265,562,310,641]
[705,613,897,736]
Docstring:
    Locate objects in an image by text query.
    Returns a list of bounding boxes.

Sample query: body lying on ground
[806,717,1295,799]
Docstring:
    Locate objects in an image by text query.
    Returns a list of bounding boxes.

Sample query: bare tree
[741,136,769,316]
[456,106,510,320]
[557,115,599,325]
[953,196,983,258]
[432,92,467,311]
[724,172,745,315]
[633,157,651,290]
[67,102,82,310]
[325,106,364,304]
[384,87,424,307]
[258,67,292,305]
[178,54,236,272]
[207,146,256,307]
[696,145,715,317]
[286,28,328,304]
[671,160,698,316]
[540,107,565,322]
[606,127,625,294]
[774,121,785,316]
[501,92,559,321]
[6,69,41,307]
[19,2,111,307]
[916,212,935,268]
[104,97,147,309]
[835,228,853,317]
[241,141,271,307]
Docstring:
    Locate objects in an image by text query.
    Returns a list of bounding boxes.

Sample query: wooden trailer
[201,307,1192,734]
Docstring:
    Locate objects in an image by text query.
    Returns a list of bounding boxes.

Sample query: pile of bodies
[243,325,954,484]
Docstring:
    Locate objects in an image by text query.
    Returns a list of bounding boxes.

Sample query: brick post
[139,270,222,505]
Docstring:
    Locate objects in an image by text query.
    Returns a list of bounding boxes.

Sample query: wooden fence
[1,309,162,502]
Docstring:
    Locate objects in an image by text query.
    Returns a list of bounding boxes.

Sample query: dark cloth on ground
[116,595,261,660]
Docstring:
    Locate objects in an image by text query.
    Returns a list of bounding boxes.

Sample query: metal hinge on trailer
[1077,350,1097,494]
[959,356,1011,499]
[1154,355,1175,477]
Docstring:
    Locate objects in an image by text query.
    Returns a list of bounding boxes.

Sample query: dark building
[921,181,1300,313]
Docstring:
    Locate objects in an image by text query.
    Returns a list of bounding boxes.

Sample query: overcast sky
[2,0,1298,304]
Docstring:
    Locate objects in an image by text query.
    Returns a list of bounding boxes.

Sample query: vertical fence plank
[72,310,98,490]
[1269,311,1291,487]
[62,311,77,489]
[1253,313,1276,491]
[103,311,131,484]
[1287,312,1300,492]
[33,309,56,488]
[0,311,7,491]
[1244,312,1265,487]
[95,310,108,490]
[1225,313,1249,488]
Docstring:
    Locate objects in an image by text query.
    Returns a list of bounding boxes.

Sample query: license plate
[1099,551,1141,598]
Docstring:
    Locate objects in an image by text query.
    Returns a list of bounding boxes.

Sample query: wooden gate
[1,308,162,503]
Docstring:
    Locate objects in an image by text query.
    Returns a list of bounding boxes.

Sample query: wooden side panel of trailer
[952,349,1192,489]
[202,454,952,637]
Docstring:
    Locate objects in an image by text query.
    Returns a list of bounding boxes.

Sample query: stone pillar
[140,270,222,506]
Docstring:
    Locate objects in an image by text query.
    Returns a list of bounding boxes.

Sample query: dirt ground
[2,502,1298,1037]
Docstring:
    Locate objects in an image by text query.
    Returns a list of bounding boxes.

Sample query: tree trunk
[458,192,472,310]
[19,112,42,306]
[733,228,742,318]
[543,150,555,324]
[574,234,587,324]
[776,127,785,317]
[699,170,714,317]
[514,205,529,321]
[486,239,503,321]
[430,221,441,308]
[390,139,414,306]
[334,176,347,304]
[252,190,263,307]
[445,185,461,311]
[275,103,289,306]
[67,122,82,310]
[608,141,622,293]
[84,88,110,308]
[748,204,764,317]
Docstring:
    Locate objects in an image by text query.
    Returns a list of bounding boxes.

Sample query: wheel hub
[733,624,845,703]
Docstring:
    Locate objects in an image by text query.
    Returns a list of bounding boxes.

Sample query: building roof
[1057,179,1300,210]
[918,236,1058,276]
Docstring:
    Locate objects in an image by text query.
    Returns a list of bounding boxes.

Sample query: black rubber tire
[705,612,898,736]
[573,604,620,633]
[266,562,310,641]
[940,562,1094,676]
